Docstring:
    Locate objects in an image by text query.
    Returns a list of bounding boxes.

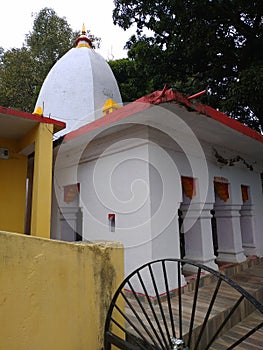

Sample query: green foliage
[113,0,263,131]
[0,48,37,112]
[26,7,101,76]
[109,58,155,102]
[26,8,75,71]
[0,7,100,113]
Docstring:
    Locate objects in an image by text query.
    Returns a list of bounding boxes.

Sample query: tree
[113,0,263,131]
[26,8,77,81]
[0,8,77,112]
[0,8,100,112]
[0,47,37,111]
[26,8,100,81]
[109,58,155,102]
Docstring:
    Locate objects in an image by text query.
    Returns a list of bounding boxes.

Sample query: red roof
[64,87,263,144]
[0,106,66,141]
[0,105,66,130]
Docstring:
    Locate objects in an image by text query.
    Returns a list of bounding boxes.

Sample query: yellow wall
[0,231,124,350]
[0,122,55,237]
[0,138,27,233]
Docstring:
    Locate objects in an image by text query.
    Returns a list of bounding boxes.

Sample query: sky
[0,0,136,60]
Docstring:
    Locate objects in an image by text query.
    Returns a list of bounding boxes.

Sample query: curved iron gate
[104,258,263,350]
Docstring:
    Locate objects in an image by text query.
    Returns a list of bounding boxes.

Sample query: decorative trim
[214,181,229,202]
[64,183,80,203]
[181,176,196,199]
[241,185,249,202]
[103,99,121,115]
[214,176,228,184]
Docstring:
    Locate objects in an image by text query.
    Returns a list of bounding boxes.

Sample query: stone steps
[183,258,263,349]
[209,311,263,350]
[124,257,263,349]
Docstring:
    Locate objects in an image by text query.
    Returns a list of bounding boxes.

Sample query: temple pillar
[240,204,258,256]
[181,202,218,272]
[214,204,246,263]
[31,124,54,238]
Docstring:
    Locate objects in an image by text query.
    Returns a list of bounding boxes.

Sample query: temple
[31,28,263,277]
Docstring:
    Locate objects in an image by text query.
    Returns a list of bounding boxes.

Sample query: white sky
[0,0,135,59]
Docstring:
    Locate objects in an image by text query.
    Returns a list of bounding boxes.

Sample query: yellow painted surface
[17,124,38,153]
[103,98,121,115]
[0,121,55,237]
[31,124,54,238]
[32,106,43,116]
[0,138,27,233]
[77,42,91,48]
[0,231,124,350]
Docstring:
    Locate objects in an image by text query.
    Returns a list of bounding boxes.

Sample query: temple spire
[75,23,92,48]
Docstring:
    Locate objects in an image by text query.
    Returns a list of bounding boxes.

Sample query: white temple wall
[148,142,182,261]
[51,124,263,279]
[78,141,153,276]
[250,173,263,255]
[206,159,263,258]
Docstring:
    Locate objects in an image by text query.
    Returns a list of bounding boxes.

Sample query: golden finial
[81,23,86,35]
[75,23,92,48]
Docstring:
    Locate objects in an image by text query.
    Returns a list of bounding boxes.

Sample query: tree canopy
[0,4,262,132]
[108,58,156,102]
[0,47,37,112]
[113,0,263,132]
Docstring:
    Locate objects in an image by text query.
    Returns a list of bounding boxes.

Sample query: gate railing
[104,258,263,350]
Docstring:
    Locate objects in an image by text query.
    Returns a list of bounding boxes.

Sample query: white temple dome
[34,26,122,136]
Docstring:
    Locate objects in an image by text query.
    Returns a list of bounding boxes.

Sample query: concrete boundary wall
[0,231,124,350]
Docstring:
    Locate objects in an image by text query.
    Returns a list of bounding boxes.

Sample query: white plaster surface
[34,47,122,136]
[53,121,263,282]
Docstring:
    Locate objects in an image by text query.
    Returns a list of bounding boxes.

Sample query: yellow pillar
[30,123,54,238]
